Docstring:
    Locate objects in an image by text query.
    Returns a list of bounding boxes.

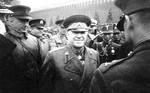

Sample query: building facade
[30,0,122,27]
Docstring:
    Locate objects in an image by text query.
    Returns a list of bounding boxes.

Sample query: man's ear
[125,15,134,30]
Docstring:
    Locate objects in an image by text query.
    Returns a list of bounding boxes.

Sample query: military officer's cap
[113,31,120,35]
[55,19,64,25]
[9,5,32,20]
[0,4,13,14]
[115,0,150,31]
[63,15,91,31]
[29,19,46,28]
[91,18,97,26]
[115,0,150,15]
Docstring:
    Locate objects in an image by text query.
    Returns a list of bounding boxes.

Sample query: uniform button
[70,78,73,81]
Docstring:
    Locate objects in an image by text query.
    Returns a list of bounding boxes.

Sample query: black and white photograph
[0,0,150,93]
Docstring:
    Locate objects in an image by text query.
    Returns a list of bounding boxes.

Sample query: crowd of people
[0,0,150,93]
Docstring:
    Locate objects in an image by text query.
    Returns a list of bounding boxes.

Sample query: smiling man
[41,15,100,93]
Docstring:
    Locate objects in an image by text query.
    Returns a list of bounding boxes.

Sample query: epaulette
[99,48,136,73]
[99,58,125,73]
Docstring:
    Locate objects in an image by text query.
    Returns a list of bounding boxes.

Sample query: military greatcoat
[90,40,150,93]
[41,45,100,93]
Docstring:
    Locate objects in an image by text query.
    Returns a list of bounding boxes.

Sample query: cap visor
[0,9,13,14]
[68,28,89,32]
[15,16,32,20]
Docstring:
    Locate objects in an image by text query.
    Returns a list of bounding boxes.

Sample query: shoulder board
[99,48,135,73]
[99,58,125,73]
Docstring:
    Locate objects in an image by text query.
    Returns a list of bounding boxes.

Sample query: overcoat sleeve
[0,34,16,60]
[89,69,109,93]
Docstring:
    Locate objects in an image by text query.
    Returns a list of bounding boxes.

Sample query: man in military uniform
[40,15,100,93]
[85,18,97,48]
[112,31,120,44]
[92,31,121,63]
[90,0,150,93]
[51,28,67,49]
[0,4,15,54]
[29,19,52,39]
[0,4,16,81]
[29,18,51,60]
[102,31,121,62]
[89,18,98,35]
[0,4,19,93]
[29,19,46,38]
[3,5,47,93]
[0,4,15,58]
[50,19,68,49]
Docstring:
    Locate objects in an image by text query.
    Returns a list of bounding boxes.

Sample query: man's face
[123,15,133,44]
[30,27,43,37]
[6,16,29,33]
[67,30,88,48]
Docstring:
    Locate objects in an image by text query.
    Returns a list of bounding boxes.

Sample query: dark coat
[41,46,100,93]
[0,34,17,92]
[90,40,150,93]
[0,34,16,60]
[0,33,48,93]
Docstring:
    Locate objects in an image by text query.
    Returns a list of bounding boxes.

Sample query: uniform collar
[133,39,150,53]
[69,45,85,56]
[7,29,27,39]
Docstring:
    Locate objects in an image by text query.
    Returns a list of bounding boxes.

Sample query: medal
[78,55,82,60]
[77,55,85,65]
[81,61,85,65]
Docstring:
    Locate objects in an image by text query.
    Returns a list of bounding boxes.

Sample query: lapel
[64,46,84,76]
[83,47,97,76]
